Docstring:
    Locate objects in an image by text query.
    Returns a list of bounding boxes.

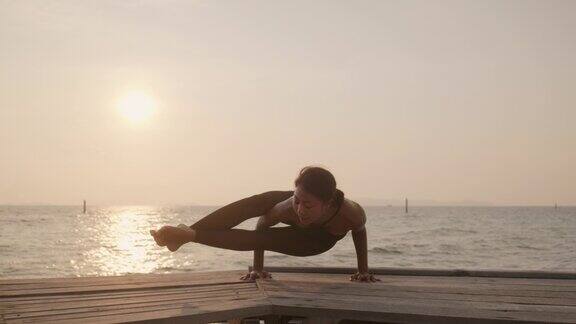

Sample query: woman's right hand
[240,270,272,281]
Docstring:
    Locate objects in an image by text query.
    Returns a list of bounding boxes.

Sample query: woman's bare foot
[150,229,166,246]
[150,224,196,252]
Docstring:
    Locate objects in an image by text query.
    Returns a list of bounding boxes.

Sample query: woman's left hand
[350,272,381,283]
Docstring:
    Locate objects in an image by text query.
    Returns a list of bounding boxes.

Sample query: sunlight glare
[117,91,157,124]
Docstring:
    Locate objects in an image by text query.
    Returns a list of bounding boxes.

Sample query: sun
[117,91,157,124]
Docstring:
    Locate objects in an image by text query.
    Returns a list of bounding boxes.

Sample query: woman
[150,166,380,283]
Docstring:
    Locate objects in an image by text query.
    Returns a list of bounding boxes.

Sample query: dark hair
[294,166,343,207]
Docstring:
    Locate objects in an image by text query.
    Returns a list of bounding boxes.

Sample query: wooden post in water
[555,203,558,210]
[83,200,87,214]
[405,198,408,213]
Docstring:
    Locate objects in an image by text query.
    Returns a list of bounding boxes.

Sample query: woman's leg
[151,191,294,252]
[193,226,339,257]
[189,191,293,230]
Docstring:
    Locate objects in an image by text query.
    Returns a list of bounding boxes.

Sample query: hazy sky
[1,0,574,206]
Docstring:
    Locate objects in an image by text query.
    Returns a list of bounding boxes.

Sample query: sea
[1,205,574,279]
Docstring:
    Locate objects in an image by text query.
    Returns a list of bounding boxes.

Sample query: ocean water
[0,205,574,279]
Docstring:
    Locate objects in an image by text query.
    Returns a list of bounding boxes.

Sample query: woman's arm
[352,226,369,273]
[240,210,281,281]
[256,211,281,267]
[350,206,380,283]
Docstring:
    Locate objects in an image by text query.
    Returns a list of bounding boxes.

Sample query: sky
[0,0,574,206]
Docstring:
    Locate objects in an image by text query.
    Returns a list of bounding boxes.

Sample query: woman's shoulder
[342,199,367,230]
[264,192,296,222]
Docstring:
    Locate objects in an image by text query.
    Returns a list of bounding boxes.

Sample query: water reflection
[4,205,574,279]
[83,206,176,276]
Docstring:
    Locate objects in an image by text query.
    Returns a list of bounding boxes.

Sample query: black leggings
[189,191,344,257]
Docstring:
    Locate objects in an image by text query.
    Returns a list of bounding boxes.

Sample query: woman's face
[292,186,330,226]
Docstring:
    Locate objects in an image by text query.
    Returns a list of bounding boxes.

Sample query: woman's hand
[240,270,272,281]
[350,272,380,283]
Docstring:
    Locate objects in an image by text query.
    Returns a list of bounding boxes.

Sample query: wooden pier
[1,267,575,323]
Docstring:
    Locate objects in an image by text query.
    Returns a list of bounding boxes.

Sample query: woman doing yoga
[150,166,380,283]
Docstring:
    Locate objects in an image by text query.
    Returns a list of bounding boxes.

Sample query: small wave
[371,247,403,255]
[431,244,463,255]
[405,228,478,236]
[439,244,460,251]
[515,244,546,251]
[332,253,354,258]
[267,255,289,259]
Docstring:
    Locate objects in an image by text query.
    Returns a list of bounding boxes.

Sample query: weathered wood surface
[253,266,576,280]
[0,270,270,324]
[1,268,575,323]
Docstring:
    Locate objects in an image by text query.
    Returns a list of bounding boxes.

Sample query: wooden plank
[3,291,262,318]
[267,272,576,287]
[0,280,251,298]
[0,271,248,293]
[380,281,576,293]
[379,280,576,291]
[0,277,253,298]
[2,284,257,308]
[260,280,576,306]
[370,275,576,288]
[263,275,576,292]
[4,269,576,324]
[270,275,576,293]
[263,273,576,297]
[271,303,500,324]
[262,276,574,322]
[2,288,259,316]
[0,270,231,284]
[0,282,257,301]
[374,275,576,287]
[263,289,576,315]
[0,272,263,323]
[0,270,247,284]
[2,285,257,307]
[3,292,259,320]
[263,277,576,296]
[15,297,270,324]
[254,266,576,280]
[58,302,270,324]
[268,296,576,324]
[261,279,576,299]
[0,271,245,289]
